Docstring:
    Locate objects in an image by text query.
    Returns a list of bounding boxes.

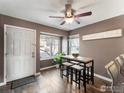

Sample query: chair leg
[71,68,73,84]
[67,67,69,82]
[87,67,89,84]
[75,70,77,86]
[79,71,81,89]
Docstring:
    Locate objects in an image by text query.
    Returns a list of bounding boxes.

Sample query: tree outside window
[40,34,60,60]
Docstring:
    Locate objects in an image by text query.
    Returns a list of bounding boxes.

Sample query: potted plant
[53,52,65,68]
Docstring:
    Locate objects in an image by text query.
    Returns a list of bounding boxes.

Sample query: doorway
[4,25,36,82]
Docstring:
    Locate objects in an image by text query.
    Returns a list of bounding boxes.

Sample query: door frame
[4,24,36,84]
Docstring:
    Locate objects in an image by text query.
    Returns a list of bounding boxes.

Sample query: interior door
[5,25,36,82]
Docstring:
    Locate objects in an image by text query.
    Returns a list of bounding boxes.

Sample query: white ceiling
[0,0,124,31]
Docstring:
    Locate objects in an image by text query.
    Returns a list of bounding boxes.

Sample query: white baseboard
[0,82,6,86]
[40,65,56,71]
[35,72,41,76]
[94,73,112,82]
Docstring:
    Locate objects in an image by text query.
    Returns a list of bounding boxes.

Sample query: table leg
[71,68,73,84]
[60,65,63,78]
[87,67,89,84]
[91,61,94,85]
[83,64,86,92]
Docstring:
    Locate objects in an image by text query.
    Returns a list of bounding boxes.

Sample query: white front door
[5,25,36,82]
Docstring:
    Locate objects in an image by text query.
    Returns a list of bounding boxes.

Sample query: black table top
[62,55,93,64]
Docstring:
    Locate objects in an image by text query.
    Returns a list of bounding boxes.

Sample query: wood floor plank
[0,68,112,93]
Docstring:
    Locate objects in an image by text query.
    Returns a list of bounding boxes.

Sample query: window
[62,37,68,55]
[40,34,61,60]
[69,34,79,54]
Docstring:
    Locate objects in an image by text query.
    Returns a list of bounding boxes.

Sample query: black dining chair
[70,65,84,89]
[79,63,93,84]
[60,62,73,82]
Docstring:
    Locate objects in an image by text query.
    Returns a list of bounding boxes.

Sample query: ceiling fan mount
[49,1,92,25]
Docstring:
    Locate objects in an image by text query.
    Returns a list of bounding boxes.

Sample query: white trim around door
[4,24,37,83]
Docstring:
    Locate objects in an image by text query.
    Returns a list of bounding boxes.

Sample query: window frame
[40,33,61,61]
[69,34,79,55]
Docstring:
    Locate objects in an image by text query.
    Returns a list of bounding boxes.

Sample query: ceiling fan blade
[75,20,80,24]
[75,11,92,17]
[60,21,66,25]
[49,16,64,18]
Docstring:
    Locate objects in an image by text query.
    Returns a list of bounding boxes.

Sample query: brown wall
[70,15,124,78]
[0,15,4,83]
[0,14,68,83]
[40,59,54,68]
[1,13,124,82]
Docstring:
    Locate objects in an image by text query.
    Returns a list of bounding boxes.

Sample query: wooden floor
[0,68,112,93]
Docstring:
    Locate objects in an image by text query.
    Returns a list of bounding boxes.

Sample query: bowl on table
[72,53,79,58]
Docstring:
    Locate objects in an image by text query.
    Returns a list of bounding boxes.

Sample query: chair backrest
[115,56,124,66]
[120,54,124,58]
[105,61,120,85]
[115,55,124,77]
[120,54,124,65]
[105,55,124,93]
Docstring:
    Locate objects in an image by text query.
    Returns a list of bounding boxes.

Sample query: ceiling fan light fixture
[66,11,72,17]
[65,17,74,24]
[49,2,92,25]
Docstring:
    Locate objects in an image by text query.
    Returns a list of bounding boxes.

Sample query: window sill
[40,58,53,61]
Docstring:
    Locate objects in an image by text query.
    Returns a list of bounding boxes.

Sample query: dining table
[61,55,94,92]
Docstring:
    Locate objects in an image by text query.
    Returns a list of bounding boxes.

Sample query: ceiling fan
[49,0,92,25]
